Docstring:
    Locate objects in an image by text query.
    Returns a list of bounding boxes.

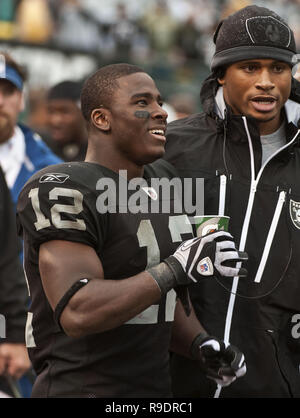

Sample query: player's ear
[217,77,225,86]
[216,66,227,86]
[91,108,111,132]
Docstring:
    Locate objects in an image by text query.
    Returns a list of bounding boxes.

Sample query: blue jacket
[10,124,62,207]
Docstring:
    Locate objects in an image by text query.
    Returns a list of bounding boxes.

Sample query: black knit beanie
[211,5,296,71]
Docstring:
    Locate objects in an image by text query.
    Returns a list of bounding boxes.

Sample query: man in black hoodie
[165,5,300,398]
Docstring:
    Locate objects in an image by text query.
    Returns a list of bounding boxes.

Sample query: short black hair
[80,63,145,121]
[48,80,83,102]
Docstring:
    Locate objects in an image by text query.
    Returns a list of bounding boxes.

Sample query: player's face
[109,72,168,165]
[0,80,23,144]
[47,99,84,143]
[218,59,292,134]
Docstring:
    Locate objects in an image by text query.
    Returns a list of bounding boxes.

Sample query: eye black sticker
[134,111,151,119]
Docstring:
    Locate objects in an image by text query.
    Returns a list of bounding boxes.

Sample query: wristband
[164,256,187,285]
[147,256,189,295]
[54,278,90,331]
[147,261,177,295]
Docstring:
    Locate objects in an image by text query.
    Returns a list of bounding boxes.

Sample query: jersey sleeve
[17,171,106,251]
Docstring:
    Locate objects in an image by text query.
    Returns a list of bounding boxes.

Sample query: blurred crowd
[0,0,299,124]
[0,0,299,67]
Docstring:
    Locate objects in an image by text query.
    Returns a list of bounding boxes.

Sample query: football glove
[147,231,248,295]
[167,231,247,283]
[190,333,247,387]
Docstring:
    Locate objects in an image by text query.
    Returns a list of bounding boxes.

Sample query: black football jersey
[17,160,194,398]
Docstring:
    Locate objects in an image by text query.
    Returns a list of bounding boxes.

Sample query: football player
[17,63,247,397]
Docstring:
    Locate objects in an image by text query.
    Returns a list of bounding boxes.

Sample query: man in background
[46,80,87,161]
[0,51,61,397]
[0,52,62,208]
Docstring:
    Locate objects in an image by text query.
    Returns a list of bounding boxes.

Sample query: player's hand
[165,231,248,285]
[0,343,31,380]
[190,333,247,387]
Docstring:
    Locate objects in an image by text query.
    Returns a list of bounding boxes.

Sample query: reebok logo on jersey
[39,173,70,184]
[197,257,213,276]
[290,199,300,229]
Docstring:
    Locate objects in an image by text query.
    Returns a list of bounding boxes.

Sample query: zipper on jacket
[215,119,300,398]
[225,120,300,337]
[218,174,227,216]
[223,117,257,345]
[254,190,286,283]
[224,122,300,341]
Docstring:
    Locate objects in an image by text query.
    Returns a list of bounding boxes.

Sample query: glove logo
[289,199,300,229]
[197,257,213,276]
[179,238,200,251]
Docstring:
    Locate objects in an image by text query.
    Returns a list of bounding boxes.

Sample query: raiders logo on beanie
[211,5,296,71]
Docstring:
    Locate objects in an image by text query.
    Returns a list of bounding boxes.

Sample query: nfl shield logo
[197,257,213,276]
[200,263,209,273]
[290,199,300,229]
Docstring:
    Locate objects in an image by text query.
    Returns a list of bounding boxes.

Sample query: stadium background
[0,0,299,133]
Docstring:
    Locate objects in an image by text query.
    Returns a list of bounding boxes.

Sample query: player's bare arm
[40,229,247,338]
[39,230,246,337]
[39,239,161,337]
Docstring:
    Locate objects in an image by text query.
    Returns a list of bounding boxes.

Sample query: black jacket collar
[200,73,300,144]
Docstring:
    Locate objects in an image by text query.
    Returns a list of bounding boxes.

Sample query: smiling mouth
[149,129,166,141]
